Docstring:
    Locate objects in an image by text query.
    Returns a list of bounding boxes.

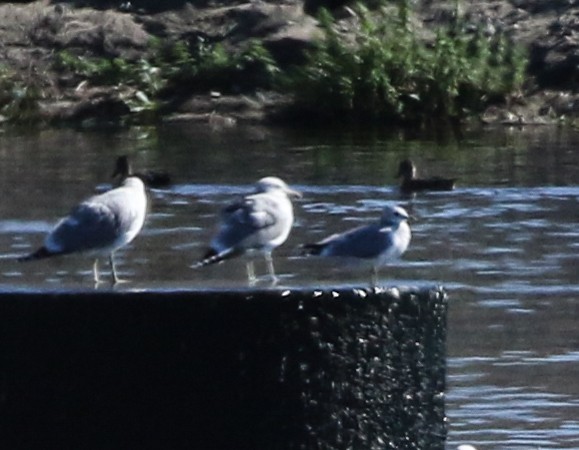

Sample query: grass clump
[0,66,41,123]
[53,38,278,120]
[54,51,164,118]
[284,1,528,125]
[149,37,279,93]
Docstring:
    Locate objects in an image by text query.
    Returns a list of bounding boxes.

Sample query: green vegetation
[0,66,41,123]
[0,0,529,127]
[284,1,528,124]
[53,50,164,119]
[52,38,278,120]
[147,37,279,93]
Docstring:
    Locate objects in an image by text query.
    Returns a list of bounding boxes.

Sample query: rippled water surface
[0,124,578,448]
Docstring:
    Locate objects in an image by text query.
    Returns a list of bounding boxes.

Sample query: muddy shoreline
[0,0,577,127]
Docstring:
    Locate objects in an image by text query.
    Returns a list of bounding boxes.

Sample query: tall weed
[285,1,528,124]
[53,38,278,118]
[0,66,41,123]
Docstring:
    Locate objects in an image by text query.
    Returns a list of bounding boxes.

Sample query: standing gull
[194,177,301,283]
[302,205,411,284]
[18,174,148,284]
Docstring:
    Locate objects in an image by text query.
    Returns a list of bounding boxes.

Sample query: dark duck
[113,155,171,189]
[396,159,457,193]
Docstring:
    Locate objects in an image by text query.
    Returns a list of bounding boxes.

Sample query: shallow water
[0,123,578,448]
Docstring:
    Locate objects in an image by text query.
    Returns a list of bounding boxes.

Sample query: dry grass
[0,1,149,59]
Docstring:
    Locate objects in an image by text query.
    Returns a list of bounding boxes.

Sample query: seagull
[302,205,411,285]
[194,177,301,284]
[396,159,456,193]
[18,174,148,284]
[113,155,171,189]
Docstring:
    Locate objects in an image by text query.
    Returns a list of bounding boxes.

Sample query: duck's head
[396,159,417,180]
[112,155,132,180]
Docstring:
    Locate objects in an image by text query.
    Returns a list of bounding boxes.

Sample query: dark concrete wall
[0,287,447,450]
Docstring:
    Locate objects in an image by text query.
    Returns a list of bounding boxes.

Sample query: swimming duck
[396,159,457,193]
[113,155,171,189]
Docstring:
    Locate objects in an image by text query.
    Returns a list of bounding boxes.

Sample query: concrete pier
[0,286,447,450]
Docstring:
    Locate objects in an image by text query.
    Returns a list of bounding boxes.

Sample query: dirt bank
[0,0,577,126]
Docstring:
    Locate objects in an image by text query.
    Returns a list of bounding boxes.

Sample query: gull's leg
[371,266,378,287]
[246,260,256,285]
[264,252,278,284]
[93,259,100,284]
[110,253,123,284]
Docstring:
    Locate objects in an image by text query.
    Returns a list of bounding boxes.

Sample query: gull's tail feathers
[192,247,241,269]
[300,242,326,257]
[17,246,55,262]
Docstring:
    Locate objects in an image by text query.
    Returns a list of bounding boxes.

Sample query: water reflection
[0,124,579,447]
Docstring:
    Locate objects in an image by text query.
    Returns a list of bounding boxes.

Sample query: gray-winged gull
[302,205,411,284]
[194,176,301,283]
[18,175,148,284]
